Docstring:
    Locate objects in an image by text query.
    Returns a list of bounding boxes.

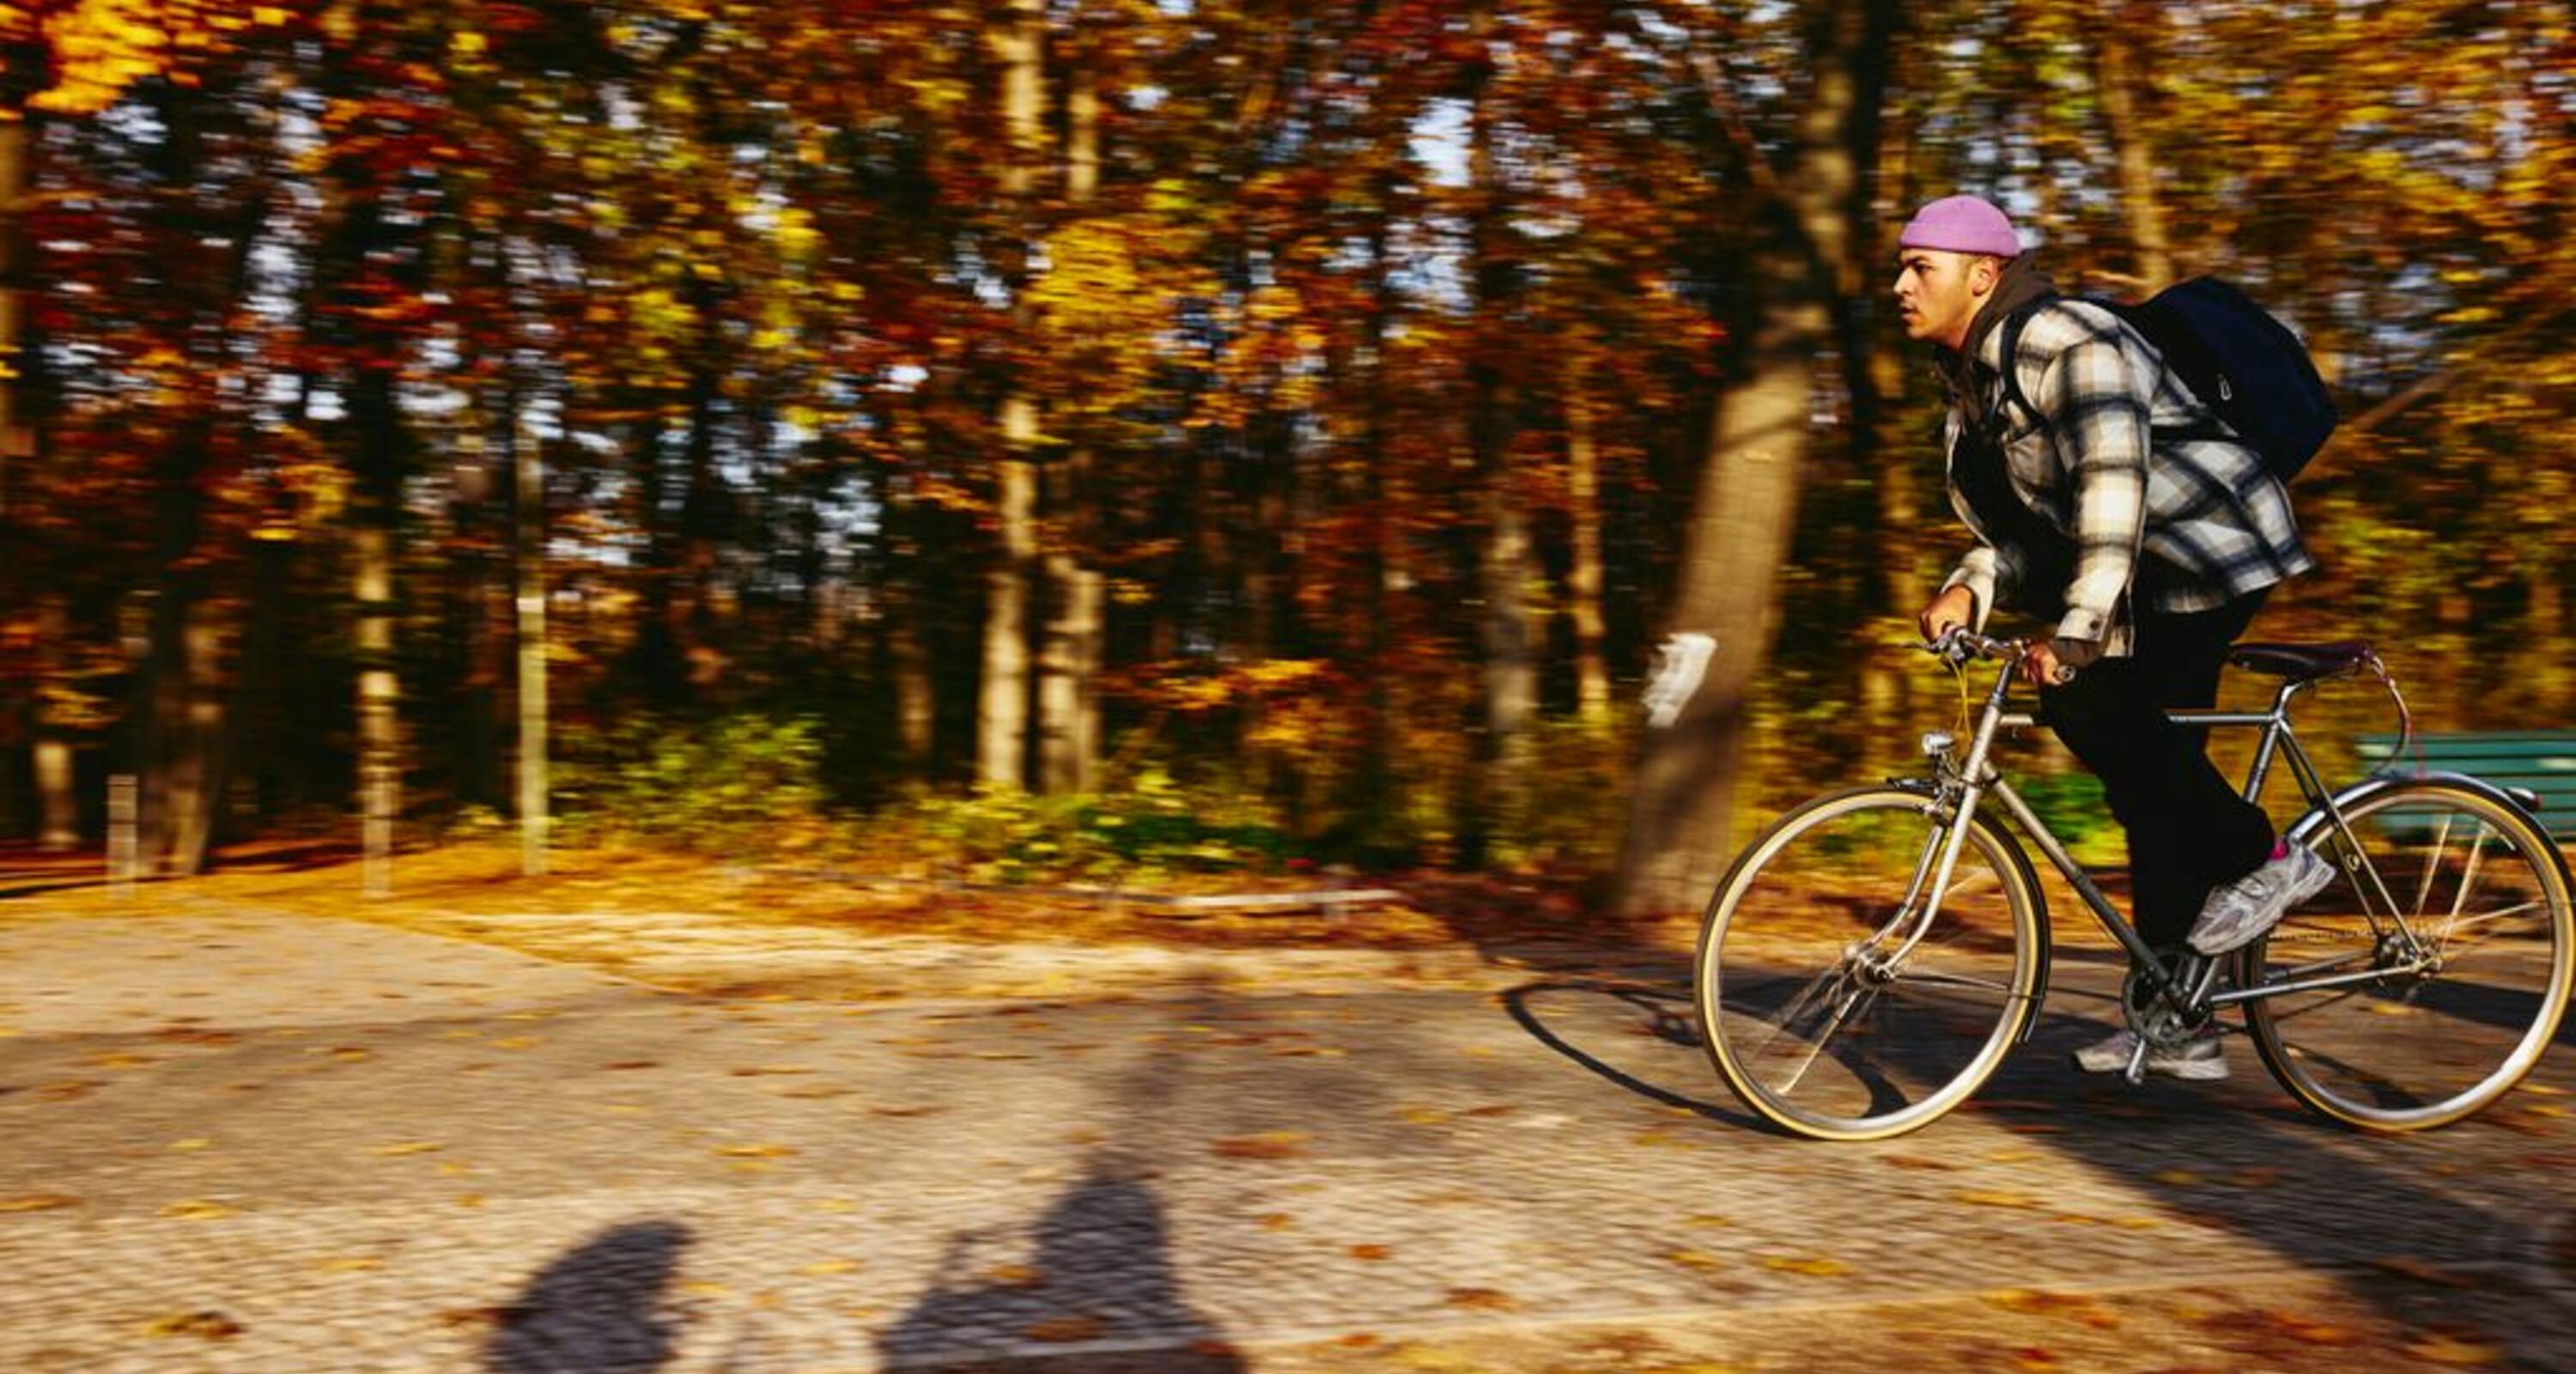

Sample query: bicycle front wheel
[1696,786,2045,1140]
[2243,780,2575,1130]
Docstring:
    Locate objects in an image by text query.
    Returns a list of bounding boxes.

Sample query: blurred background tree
[0,0,2565,906]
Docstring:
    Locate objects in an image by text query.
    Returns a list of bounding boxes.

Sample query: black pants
[2039,592,2276,951]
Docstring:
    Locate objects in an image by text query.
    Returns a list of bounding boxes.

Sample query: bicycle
[1693,629,2576,1141]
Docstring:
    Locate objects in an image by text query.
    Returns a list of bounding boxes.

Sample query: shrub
[554,713,829,845]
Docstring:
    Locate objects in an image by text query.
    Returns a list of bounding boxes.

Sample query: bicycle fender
[2290,771,2576,893]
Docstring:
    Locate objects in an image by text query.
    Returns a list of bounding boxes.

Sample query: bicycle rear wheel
[1696,786,2045,1140]
[2242,780,2575,1130]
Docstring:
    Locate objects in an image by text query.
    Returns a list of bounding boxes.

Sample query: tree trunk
[33,595,76,850]
[980,399,1038,788]
[514,417,549,877]
[2093,0,2173,293]
[1613,0,1892,917]
[1038,59,1102,794]
[161,601,229,876]
[349,356,404,896]
[1464,0,1538,860]
[0,110,40,843]
[0,99,26,523]
[978,0,1045,792]
[1038,464,1103,793]
[1564,343,1612,723]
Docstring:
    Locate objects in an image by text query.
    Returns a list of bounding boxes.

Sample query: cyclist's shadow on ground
[1501,974,1769,1131]
[485,1219,691,1374]
[875,1158,1243,1373]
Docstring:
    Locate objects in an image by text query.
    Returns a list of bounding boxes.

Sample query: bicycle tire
[1696,786,2046,1140]
[2242,778,2575,1131]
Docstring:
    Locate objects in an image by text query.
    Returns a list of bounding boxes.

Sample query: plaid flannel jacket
[1939,298,2316,658]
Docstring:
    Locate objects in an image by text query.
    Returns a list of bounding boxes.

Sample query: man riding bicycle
[1893,194,2333,1080]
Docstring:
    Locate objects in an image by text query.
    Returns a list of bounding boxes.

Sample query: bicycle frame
[1902,643,2456,1041]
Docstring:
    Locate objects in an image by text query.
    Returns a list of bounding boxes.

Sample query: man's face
[1893,248,1996,350]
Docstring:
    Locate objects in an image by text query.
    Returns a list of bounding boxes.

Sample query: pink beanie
[1899,195,2023,258]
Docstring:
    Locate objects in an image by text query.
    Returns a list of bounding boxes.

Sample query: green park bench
[2353,732,2576,841]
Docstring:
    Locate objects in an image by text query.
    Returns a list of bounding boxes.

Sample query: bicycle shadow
[1503,958,2576,1359]
[1499,973,1766,1131]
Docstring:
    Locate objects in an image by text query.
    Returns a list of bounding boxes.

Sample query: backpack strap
[1989,295,2059,438]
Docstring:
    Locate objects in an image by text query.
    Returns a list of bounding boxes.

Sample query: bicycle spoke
[1891,969,2021,996]
[2422,900,2547,957]
[1742,964,1860,1067]
[1765,984,1880,1098]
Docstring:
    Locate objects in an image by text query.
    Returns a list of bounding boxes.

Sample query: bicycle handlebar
[1917,627,2026,670]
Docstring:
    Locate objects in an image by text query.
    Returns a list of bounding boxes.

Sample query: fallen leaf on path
[170,1138,214,1152]
[142,1311,242,1340]
[368,1140,444,1157]
[2372,1255,2476,1288]
[1984,1288,2090,1315]
[2404,1328,2505,1365]
[1881,1154,1958,1171]
[1348,1243,1393,1261]
[2252,1309,2361,1347]
[1958,1189,2044,1209]
[1444,1287,1522,1311]
[1760,1255,1848,1278]
[981,1264,1046,1288]
[1255,1213,1294,1231]
[159,1199,237,1220]
[1024,1315,1106,1341]
[713,1143,799,1158]
[2151,1169,2206,1187]
[798,1259,864,1277]
[35,1080,99,1102]
[1213,1131,1309,1160]
[1668,1249,1728,1273]
[154,1029,239,1046]
[315,1256,384,1274]
[0,1193,78,1213]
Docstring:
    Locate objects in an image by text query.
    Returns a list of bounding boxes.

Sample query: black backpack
[1999,277,2338,482]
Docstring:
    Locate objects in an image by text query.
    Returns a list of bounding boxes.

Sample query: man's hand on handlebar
[1917,585,1976,642]
[2021,640,2076,688]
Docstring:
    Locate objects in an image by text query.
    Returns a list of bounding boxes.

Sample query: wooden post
[107,774,137,903]
[363,757,392,899]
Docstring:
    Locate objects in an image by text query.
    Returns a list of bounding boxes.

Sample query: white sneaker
[2071,1028,2229,1081]
[2188,845,2336,957]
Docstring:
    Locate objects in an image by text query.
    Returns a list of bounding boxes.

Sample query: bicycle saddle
[2227,641,2375,682]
